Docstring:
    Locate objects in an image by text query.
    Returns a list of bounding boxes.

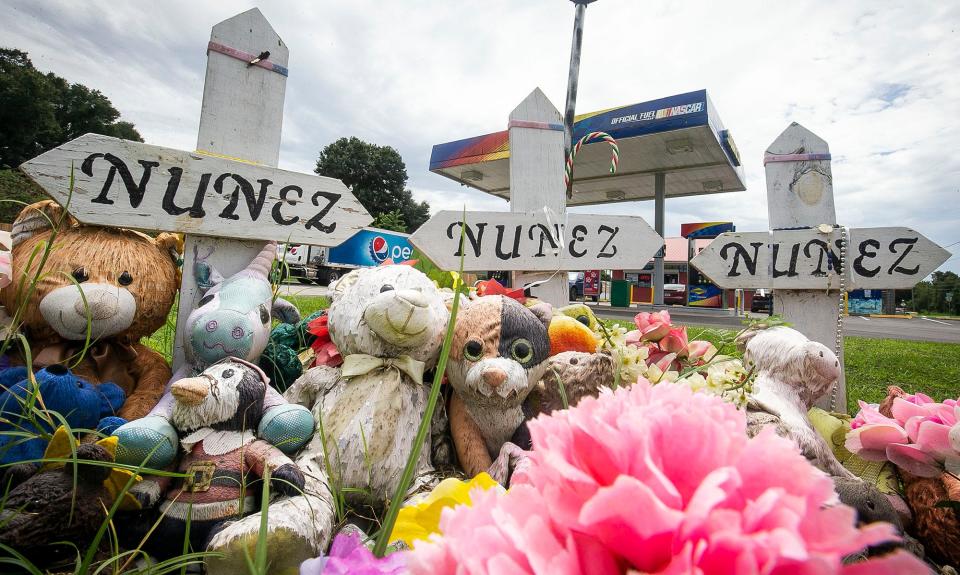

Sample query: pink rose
[685,339,716,363]
[658,326,688,355]
[633,311,671,342]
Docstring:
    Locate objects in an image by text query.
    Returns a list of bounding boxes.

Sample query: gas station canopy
[429,89,746,206]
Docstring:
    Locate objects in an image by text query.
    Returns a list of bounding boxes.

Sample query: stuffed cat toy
[114,242,314,468]
[126,358,305,560]
[445,295,552,480]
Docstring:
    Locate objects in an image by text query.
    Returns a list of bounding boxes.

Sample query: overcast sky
[3,0,958,274]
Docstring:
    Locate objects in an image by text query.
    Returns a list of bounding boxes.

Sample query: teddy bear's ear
[330,269,362,300]
[445,291,469,312]
[734,325,766,354]
[11,200,74,247]
[528,302,553,330]
[154,233,183,266]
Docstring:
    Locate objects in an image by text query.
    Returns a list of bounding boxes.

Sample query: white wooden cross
[691,123,951,410]
[19,8,372,371]
[411,89,663,307]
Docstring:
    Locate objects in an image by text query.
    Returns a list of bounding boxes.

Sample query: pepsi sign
[369,235,391,263]
[328,228,414,267]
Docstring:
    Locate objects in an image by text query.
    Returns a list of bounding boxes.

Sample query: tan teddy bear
[1,200,179,420]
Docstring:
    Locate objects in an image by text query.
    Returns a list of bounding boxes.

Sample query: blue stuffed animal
[0,364,126,466]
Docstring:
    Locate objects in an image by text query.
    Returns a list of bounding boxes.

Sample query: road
[586,304,960,344]
[279,282,331,298]
[277,282,960,344]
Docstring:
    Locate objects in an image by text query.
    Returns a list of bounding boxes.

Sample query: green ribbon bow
[341,353,426,385]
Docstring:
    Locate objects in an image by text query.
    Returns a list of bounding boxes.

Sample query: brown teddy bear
[1,200,179,420]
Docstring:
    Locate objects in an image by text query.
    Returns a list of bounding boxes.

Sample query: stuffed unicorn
[114,243,314,468]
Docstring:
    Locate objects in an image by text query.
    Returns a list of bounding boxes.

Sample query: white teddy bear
[295,264,449,503]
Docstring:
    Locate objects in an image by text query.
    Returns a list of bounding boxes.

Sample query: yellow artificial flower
[42,426,142,510]
[389,472,500,548]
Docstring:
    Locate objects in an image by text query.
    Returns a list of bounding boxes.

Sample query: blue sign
[848,289,883,315]
[327,229,413,267]
[687,283,723,307]
[574,90,709,143]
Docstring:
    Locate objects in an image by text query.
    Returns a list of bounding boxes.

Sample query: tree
[909,271,960,315]
[315,137,430,233]
[0,47,142,170]
[0,49,61,169]
[0,47,143,222]
[399,189,431,232]
[0,169,46,223]
[371,210,407,232]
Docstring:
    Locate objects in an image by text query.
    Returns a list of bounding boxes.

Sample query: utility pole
[563,0,596,199]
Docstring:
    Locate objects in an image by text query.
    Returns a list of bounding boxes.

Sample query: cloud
[3,0,957,275]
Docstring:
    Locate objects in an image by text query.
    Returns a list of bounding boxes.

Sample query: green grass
[843,337,960,410]
[282,294,331,318]
[608,320,960,413]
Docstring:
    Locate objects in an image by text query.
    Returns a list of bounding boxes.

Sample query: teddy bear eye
[380,284,394,293]
[199,294,215,306]
[71,267,89,283]
[118,271,133,286]
[576,314,590,326]
[221,368,235,379]
[463,340,484,361]
[511,339,533,364]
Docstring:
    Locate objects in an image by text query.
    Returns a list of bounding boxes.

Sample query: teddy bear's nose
[482,368,508,389]
[395,289,428,308]
[74,289,119,320]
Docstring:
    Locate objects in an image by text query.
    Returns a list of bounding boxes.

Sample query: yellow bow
[42,426,142,511]
[341,354,426,386]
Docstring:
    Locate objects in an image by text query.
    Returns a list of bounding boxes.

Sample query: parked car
[663,283,687,305]
[568,272,601,302]
[751,289,773,314]
[568,272,584,301]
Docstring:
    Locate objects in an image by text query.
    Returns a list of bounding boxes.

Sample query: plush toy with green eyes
[446,295,552,481]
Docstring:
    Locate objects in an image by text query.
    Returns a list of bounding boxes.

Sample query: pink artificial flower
[847,393,960,477]
[686,339,717,363]
[885,443,942,478]
[849,401,894,429]
[658,326,688,355]
[300,532,406,575]
[633,310,671,342]
[409,380,925,574]
[646,351,678,373]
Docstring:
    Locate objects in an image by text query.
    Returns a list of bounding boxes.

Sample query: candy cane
[565,131,620,190]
